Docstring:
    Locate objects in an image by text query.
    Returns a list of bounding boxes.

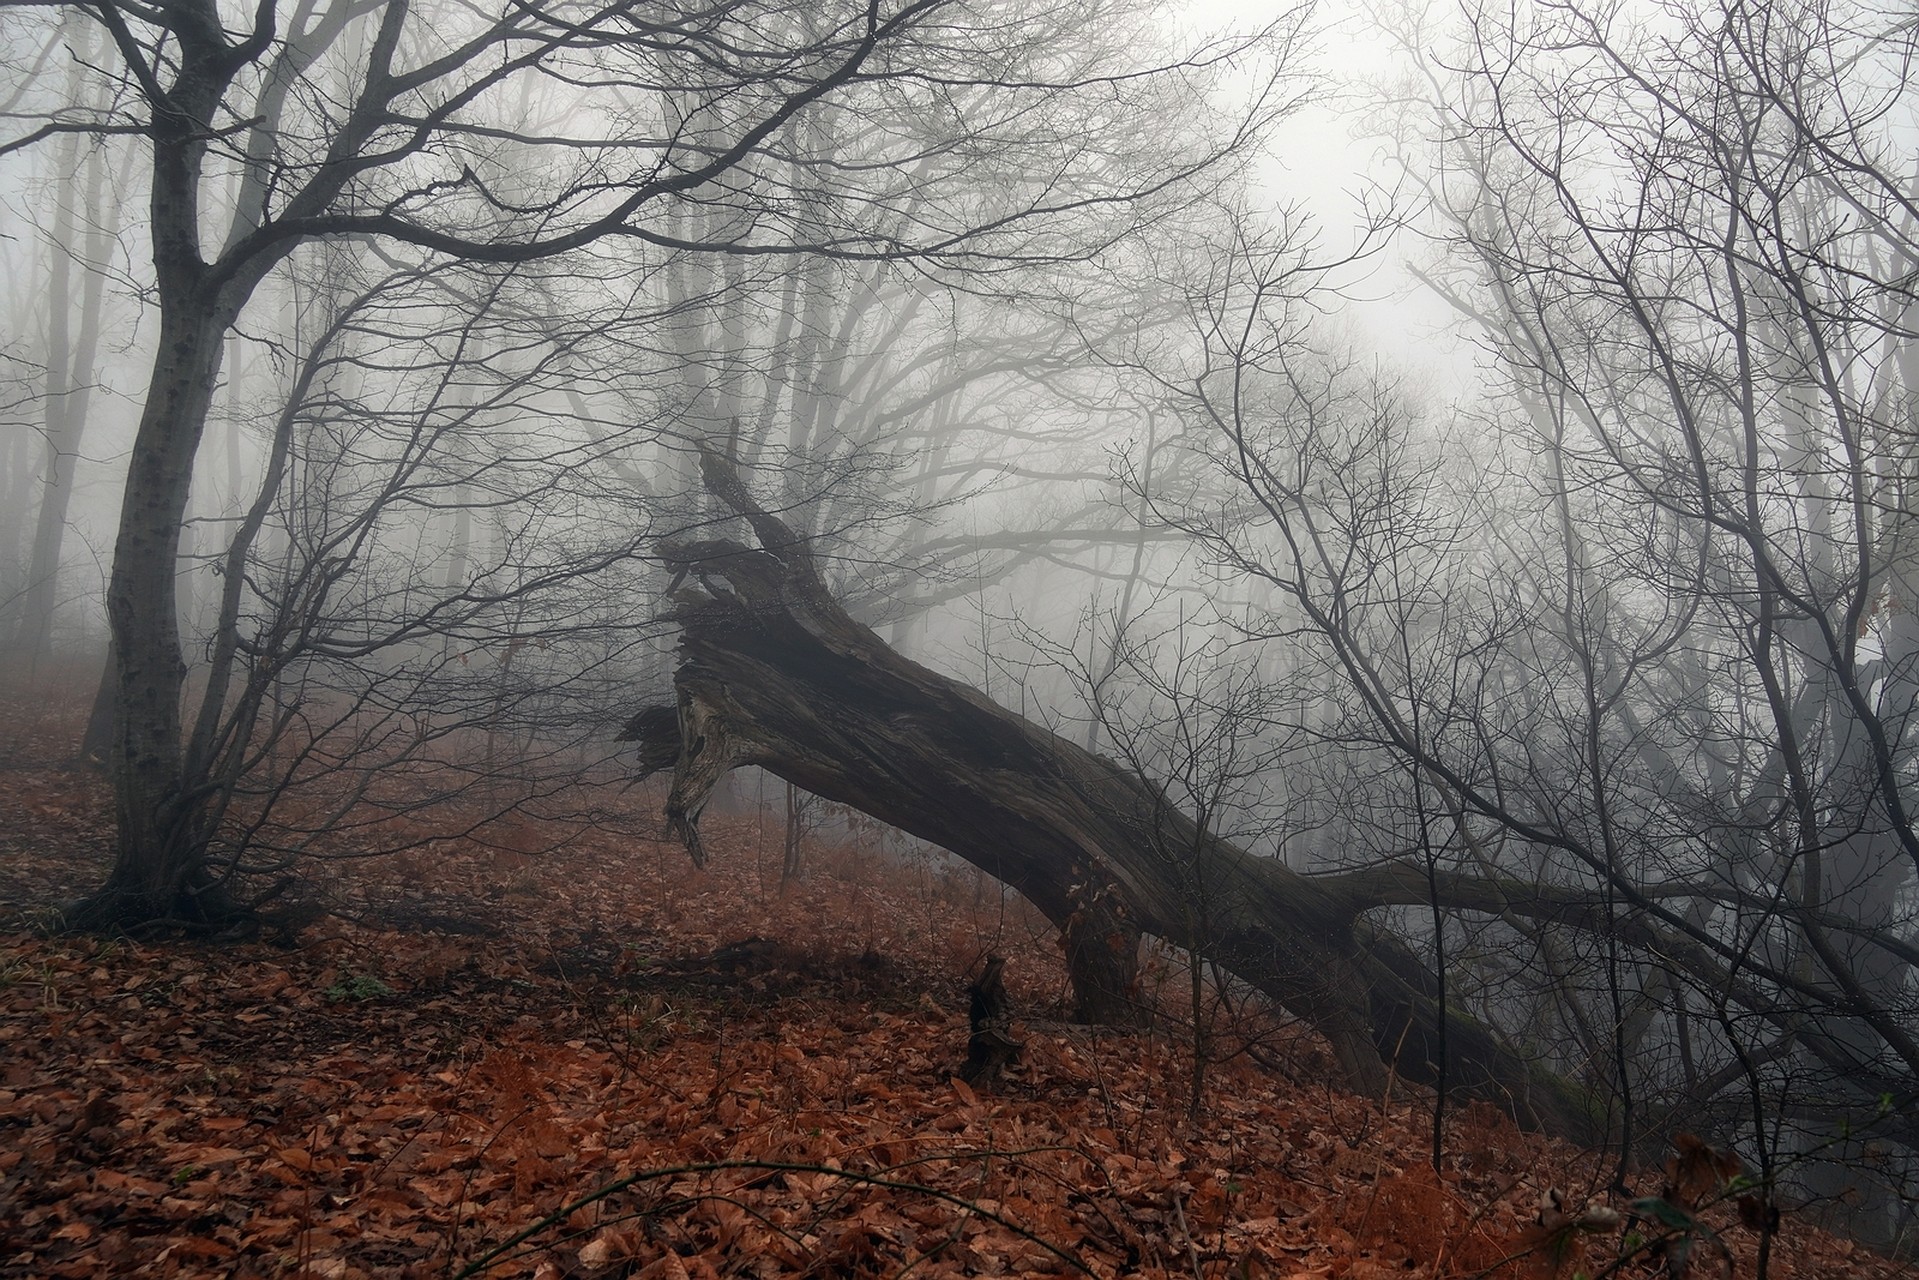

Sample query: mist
[3,0,1916,1266]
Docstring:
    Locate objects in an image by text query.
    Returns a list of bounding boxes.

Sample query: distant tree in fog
[0,13,122,670]
[0,0,1292,930]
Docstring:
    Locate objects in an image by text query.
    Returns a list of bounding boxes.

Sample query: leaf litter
[0,711,1906,1278]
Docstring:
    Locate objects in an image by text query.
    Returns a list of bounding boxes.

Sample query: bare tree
[1037,593,1305,1118]
[1121,0,1919,1242]
[163,250,676,908]
[6,15,121,670]
[0,0,1288,930]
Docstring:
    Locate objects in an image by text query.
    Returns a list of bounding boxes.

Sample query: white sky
[1190,0,1484,405]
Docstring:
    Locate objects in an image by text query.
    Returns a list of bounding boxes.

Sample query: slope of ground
[0,683,1906,1279]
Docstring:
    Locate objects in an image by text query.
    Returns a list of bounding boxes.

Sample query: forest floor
[0,681,1909,1279]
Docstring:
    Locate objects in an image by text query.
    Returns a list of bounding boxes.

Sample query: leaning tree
[624,446,1611,1145]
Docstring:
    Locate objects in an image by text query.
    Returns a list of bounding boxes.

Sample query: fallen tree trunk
[624,448,1603,1146]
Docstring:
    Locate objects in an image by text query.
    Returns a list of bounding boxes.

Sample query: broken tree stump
[959,954,1023,1086]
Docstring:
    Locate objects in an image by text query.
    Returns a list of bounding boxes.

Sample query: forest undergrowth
[0,678,1905,1279]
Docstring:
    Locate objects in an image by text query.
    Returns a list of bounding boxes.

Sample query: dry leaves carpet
[0,698,1906,1278]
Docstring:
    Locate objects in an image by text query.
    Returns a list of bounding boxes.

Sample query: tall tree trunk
[72,307,236,927]
[0,380,37,617]
[63,0,295,929]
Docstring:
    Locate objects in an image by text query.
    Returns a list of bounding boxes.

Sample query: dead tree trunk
[624,447,1602,1145]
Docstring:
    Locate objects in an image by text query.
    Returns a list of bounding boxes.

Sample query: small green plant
[615,991,681,1050]
[0,955,32,990]
[0,953,62,1010]
[197,1064,242,1091]
[325,973,393,1002]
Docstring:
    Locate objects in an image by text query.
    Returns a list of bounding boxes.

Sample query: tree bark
[69,308,235,930]
[75,28,260,925]
[624,447,1604,1145]
[62,0,293,929]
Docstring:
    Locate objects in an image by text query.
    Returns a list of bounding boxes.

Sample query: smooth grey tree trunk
[69,12,289,926]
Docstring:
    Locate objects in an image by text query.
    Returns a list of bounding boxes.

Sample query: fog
[2,0,1916,1255]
